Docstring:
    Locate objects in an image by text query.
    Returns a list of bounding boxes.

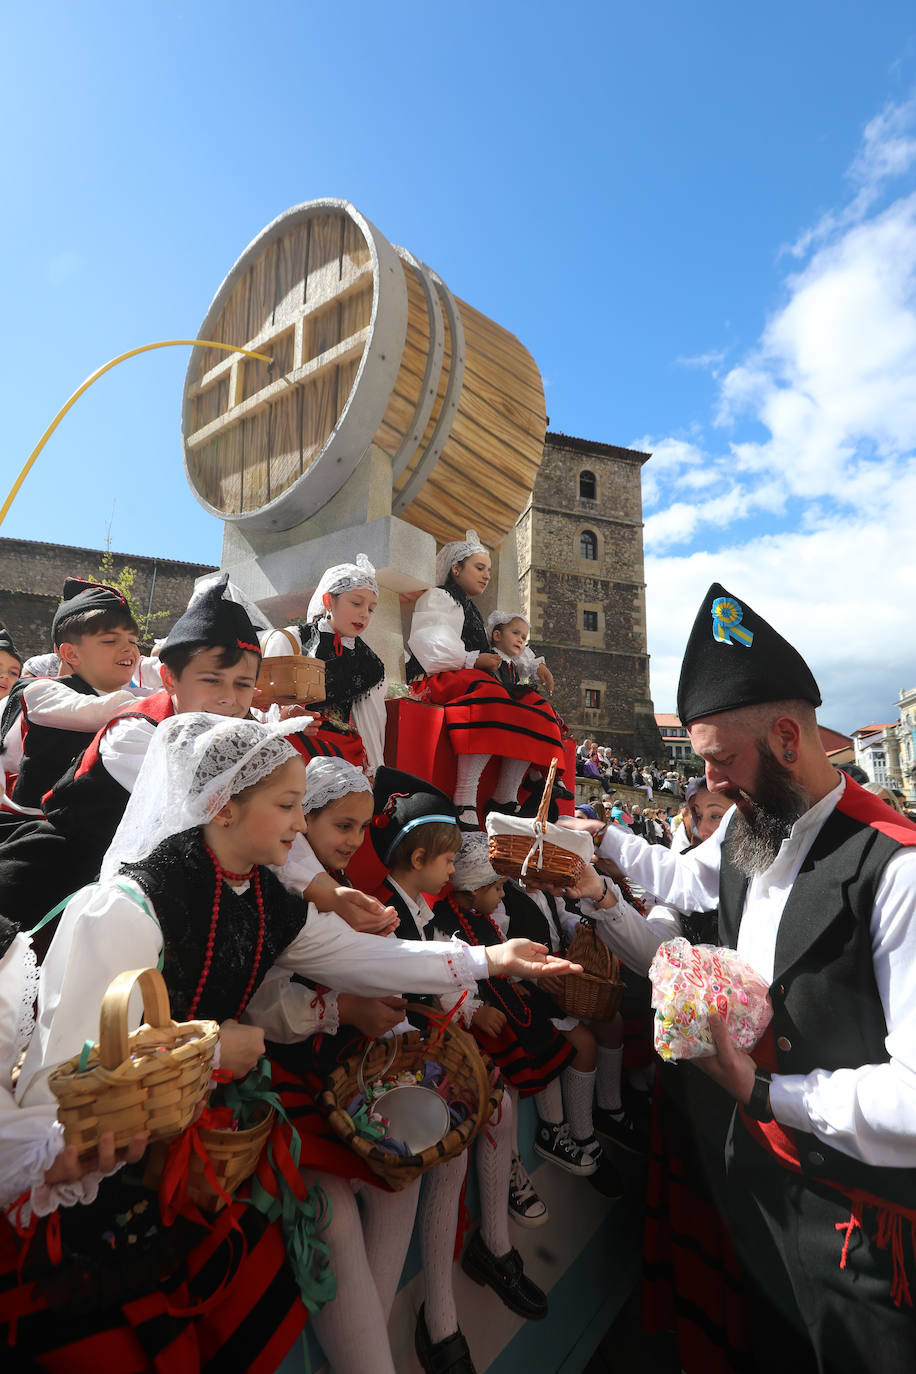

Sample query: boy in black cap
[0,574,267,937]
[369,767,548,1372]
[0,578,140,816]
[591,582,916,1374]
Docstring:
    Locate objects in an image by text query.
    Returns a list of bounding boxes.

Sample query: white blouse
[407,588,480,674]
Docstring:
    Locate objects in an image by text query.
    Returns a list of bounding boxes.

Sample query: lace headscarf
[451,833,500,892]
[485,609,530,638]
[435,530,487,588]
[304,756,372,814]
[306,554,379,623]
[101,713,303,879]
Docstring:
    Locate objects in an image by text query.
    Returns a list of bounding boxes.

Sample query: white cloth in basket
[485,812,594,877]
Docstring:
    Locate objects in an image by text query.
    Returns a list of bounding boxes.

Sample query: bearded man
[584,583,916,1374]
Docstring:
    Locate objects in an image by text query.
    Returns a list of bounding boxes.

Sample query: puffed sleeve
[408,589,479,673]
[352,679,387,776]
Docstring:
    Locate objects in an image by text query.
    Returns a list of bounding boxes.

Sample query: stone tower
[515,431,663,758]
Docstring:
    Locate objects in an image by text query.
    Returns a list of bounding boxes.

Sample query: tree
[95,550,170,646]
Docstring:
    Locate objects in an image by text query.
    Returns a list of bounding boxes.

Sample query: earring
[223,819,231,828]
[783,750,797,763]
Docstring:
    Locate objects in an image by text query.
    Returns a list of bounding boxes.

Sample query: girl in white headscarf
[406,532,567,830]
[261,554,387,775]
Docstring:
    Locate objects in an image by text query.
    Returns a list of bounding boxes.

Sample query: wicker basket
[487,759,588,886]
[256,650,326,708]
[49,967,219,1158]
[144,1100,275,1213]
[555,918,625,1022]
[319,1006,501,1190]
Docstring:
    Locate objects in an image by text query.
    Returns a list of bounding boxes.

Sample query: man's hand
[693,1009,757,1105]
[487,939,583,980]
[44,1129,150,1185]
[338,994,408,1038]
[472,1006,507,1037]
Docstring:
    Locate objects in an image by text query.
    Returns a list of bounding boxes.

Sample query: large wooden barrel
[182,199,546,545]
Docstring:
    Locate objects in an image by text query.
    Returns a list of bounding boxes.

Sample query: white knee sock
[305,1172,397,1374]
[563,1066,596,1142]
[493,756,529,805]
[596,1046,623,1112]
[508,1083,520,1152]
[361,1176,420,1321]
[454,753,489,809]
[476,1093,513,1258]
[534,1078,564,1125]
[420,1153,467,1343]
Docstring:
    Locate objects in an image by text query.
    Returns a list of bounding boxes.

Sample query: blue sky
[3,3,916,731]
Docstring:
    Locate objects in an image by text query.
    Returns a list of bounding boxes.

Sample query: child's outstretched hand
[472,1006,507,1037]
[332,888,399,936]
[537,663,554,695]
[219,1020,266,1078]
[338,994,408,1038]
[486,940,583,981]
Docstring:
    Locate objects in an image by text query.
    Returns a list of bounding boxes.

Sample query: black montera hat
[370,766,460,866]
[0,628,22,665]
[160,574,262,667]
[676,583,821,726]
[51,578,131,647]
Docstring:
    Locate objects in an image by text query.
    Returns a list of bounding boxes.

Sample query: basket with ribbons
[256,630,326,708]
[320,1001,502,1190]
[486,759,592,886]
[48,967,218,1157]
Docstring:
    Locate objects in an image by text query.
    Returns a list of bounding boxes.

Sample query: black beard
[729,745,809,878]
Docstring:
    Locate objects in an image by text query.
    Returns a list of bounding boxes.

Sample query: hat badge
[711,596,754,648]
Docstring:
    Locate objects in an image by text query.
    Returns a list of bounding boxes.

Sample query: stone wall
[0,538,217,659]
[516,432,664,758]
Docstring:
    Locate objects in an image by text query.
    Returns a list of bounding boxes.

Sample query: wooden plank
[447,388,546,466]
[339,285,372,344]
[247,239,276,342]
[341,216,370,281]
[301,364,340,467]
[191,383,222,432]
[187,264,374,395]
[242,328,293,402]
[307,301,343,363]
[268,392,301,502]
[242,407,271,513]
[444,410,543,487]
[185,329,369,449]
[306,212,343,305]
[221,270,252,353]
[273,226,308,324]
[219,424,244,515]
[460,363,546,439]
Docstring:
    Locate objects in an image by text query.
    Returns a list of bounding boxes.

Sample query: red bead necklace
[448,897,531,1028]
[188,845,266,1021]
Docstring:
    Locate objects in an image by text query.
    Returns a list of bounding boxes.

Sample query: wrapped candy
[648,938,772,1062]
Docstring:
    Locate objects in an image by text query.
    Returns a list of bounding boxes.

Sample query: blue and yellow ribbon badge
[711,596,754,648]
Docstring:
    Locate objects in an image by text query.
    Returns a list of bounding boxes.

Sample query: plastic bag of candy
[648,937,772,1062]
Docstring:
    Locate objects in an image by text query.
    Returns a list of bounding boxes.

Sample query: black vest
[12,675,100,809]
[297,621,385,721]
[502,880,565,950]
[718,808,916,1204]
[377,879,433,1013]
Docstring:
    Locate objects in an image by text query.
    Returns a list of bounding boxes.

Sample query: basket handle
[535,757,559,829]
[98,967,174,1070]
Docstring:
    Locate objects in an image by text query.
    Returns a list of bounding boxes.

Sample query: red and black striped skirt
[410,670,565,771]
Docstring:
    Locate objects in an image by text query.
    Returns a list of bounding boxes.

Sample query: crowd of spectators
[572,740,703,850]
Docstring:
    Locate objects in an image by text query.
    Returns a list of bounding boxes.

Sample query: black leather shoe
[415,1304,476,1374]
[460,1229,548,1320]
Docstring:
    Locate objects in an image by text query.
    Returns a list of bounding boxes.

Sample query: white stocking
[563,1066,596,1142]
[476,1092,513,1258]
[420,1152,467,1343]
[304,1171,396,1374]
[493,756,529,805]
[454,753,489,810]
[534,1078,564,1125]
[361,1176,421,1320]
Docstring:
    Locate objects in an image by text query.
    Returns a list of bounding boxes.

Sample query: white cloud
[643,95,916,730]
[675,347,727,376]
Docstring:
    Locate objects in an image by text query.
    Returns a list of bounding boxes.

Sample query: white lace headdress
[306,554,378,622]
[189,571,273,632]
[485,609,530,638]
[101,713,303,879]
[435,530,488,587]
[304,756,372,814]
[451,833,500,891]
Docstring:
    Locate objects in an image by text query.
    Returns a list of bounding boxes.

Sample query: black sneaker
[461,1229,548,1320]
[415,1303,476,1374]
[594,1106,649,1155]
[508,1152,549,1227]
[533,1120,597,1177]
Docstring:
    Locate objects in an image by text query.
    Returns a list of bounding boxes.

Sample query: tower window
[583,610,598,631]
[579,530,598,560]
[585,688,601,709]
[579,470,597,500]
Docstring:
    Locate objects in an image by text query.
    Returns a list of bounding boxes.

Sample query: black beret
[160,574,262,666]
[51,578,131,647]
[0,628,22,665]
[370,766,460,865]
[676,583,821,726]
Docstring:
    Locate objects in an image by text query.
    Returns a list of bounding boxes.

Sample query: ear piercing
[783,750,797,763]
